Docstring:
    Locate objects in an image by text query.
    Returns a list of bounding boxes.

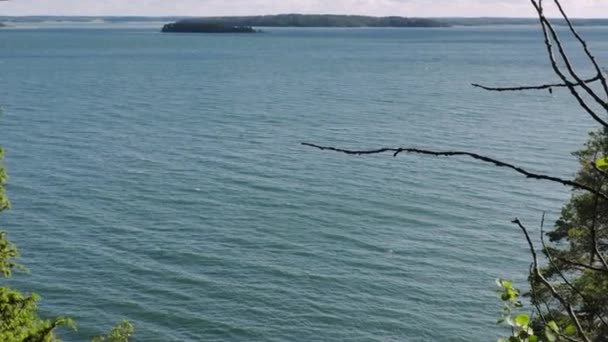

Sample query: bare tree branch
[555,257,608,273]
[529,0,608,128]
[528,264,582,342]
[552,0,608,98]
[532,1,608,112]
[513,218,591,342]
[529,263,549,325]
[471,75,600,92]
[301,142,608,201]
[591,161,608,178]
[529,266,583,342]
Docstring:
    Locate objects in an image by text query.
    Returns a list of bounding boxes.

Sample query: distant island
[162,14,447,32]
[162,22,257,33]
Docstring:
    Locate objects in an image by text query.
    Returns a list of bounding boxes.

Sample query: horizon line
[1,14,608,20]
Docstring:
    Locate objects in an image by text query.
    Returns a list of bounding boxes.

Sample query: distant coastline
[1,16,608,28]
[161,15,447,29]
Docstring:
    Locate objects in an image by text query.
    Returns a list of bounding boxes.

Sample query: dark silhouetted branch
[555,256,608,273]
[301,142,608,201]
[472,75,600,92]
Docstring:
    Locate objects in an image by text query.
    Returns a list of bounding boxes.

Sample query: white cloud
[0,0,606,17]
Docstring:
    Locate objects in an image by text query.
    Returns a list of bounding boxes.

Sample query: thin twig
[592,161,608,178]
[555,257,608,273]
[513,218,591,342]
[529,263,548,325]
[471,75,600,92]
[301,142,608,201]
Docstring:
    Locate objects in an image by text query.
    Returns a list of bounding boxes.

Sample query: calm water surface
[1,25,607,341]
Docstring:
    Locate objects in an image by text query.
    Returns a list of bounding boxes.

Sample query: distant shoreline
[161,15,447,29]
[1,16,608,27]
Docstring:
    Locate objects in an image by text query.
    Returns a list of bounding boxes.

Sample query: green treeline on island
[161,14,446,32]
[162,22,257,33]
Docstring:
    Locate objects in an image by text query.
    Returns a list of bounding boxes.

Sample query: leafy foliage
[92,321,134,342]
[496,129,608,342]
[496,279,576,342]
[533,129,608,341]
[496,278,536,342]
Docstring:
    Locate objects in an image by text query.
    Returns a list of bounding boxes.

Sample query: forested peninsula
[162,14,447,32]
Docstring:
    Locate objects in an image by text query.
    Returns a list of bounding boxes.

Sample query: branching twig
[301,143,608,201]
[533,1,608,112]
[513,218,591,342]
[530,0,608,128]
[553,0,608,98]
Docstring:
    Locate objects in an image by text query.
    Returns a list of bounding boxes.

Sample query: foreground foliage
[92,321,134,342]
[497,130,608,341]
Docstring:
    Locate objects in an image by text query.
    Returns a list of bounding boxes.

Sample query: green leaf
[596,156,608,171]
[529,335,538,342]
[563,324,577,336]
[545,326,557,342]
[546,321,559,333]
[515,313,530,327]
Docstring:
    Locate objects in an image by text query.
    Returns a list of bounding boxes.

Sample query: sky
[0,0,606,18]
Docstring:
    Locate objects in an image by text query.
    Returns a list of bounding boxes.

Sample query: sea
[0,21,606,341]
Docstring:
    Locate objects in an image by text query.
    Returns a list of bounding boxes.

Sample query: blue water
[1,25,607,341]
